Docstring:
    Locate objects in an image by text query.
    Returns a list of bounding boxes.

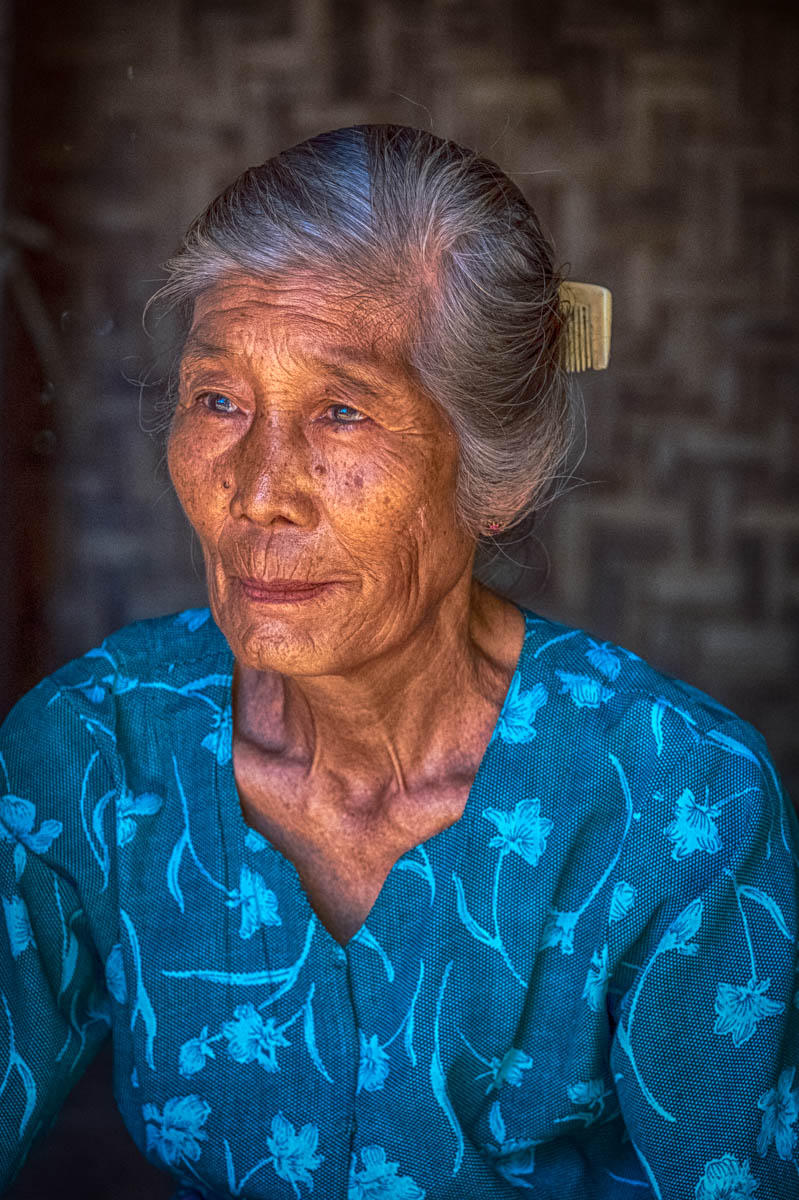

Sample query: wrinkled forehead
[184,270,420,380]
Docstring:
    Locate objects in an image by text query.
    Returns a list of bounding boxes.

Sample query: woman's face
[167,272,476,675]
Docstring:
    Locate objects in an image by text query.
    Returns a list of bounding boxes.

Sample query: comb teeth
[559,282,612,373]
[566,303,592,372]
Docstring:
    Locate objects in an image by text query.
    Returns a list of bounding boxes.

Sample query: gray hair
[149,124,579,584]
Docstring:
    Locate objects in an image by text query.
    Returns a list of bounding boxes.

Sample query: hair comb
[559,282,612,372]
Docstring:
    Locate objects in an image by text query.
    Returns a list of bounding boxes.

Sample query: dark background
[2,0,797,1196]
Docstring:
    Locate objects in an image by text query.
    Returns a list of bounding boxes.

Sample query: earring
[484,518,504,533]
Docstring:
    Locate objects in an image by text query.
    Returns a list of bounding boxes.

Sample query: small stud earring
[484,518,504,533]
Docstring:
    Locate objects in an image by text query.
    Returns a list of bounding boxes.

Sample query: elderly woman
[1,125,797,1200]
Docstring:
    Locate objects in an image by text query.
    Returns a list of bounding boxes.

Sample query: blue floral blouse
[1,605,798,1199]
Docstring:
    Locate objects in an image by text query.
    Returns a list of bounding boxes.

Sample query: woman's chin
[209,594,352,676]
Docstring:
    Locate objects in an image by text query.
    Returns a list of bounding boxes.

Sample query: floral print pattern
[223,1004,290,1071]
[357,1032,391,1094]
[144,1095,211,1168]
[348,1145,426,1199]
[1,605,797,1199]
[266,1112,324,1195]
[662,785,724,860]
[694,1153,759,1199]
[714,979,786,1048]
[226,863,281,939]
[756,1066,799,1161]
[483,798,553,866]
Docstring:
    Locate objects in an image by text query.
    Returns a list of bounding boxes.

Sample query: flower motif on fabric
[357,1032,391,1094]
[348,1145,426,1199]
[484,1101,537,1189]
[614,898,705,1125]
[662,785,723,860]
[491,674,547,745]
[105,943,127,1004]
[117,788,163,847]
[454,799,554,985]
[170,975,330,1087]
[582,944,610,1012]
[694,1153,759,1199]
[609,881,637,924]
[223,1003,290,1071]
[660,897,703,956]
[100,672,139,695]
[174,608,211,632]
[226,863,281,939]
[0,793,62,879]
[567,1078,604,1108]
[555,671,615,709]
[757,1066,799,1161]
[245,827,269,853]
[563,1078,611,1126]
[481,1048,533,1095]
[540,909,579,955]
[483,798,554,867]
[76,680,106,704]
[713,869,789,1048]
[714,979,785,1048]
[355,963,424,1095]
[2,894,36,958]
[266,1112,324,1195]
[649,695,703,756]
[585,639,622,681]
[201,706,233,765]
[179,1026,217,1077]
[459,1030,533,1097]
[143,1095,211,1168]
[539,752,637,964]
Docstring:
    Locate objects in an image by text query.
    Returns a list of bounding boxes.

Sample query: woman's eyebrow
[180,339,394,402]
[310,361,386,401]
[301,348,402,401]
[180,337,236,364]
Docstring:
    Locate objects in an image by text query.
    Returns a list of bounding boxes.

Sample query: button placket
[328,939,358,1197]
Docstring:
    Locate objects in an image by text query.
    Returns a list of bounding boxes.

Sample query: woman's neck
[232,579,524,809]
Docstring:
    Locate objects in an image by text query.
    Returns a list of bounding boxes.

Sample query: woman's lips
[235,577,334,603]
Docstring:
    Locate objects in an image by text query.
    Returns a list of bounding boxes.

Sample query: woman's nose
[228,415,317,528]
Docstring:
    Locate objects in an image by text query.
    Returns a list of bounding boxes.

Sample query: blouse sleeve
[610,720,799,1199]
[0,680,114,1193]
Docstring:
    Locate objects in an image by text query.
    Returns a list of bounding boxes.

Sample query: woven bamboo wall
[6,1,798,794]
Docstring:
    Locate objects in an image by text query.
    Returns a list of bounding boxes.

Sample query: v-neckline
[214,602,531,949]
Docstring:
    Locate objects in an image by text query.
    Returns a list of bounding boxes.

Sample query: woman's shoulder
[65,605,229,685]
[516,607,796,914]
[3,607,229,718]
[0,608,232,883]
[516,605,775,776]
[1,607,231,787]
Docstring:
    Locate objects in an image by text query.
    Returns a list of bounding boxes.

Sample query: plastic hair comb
[559,282,612,372]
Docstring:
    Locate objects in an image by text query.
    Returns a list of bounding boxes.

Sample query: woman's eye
[325,403,368,426]
[197,392,239,415]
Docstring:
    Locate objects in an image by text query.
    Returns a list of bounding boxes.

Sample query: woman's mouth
[235,577,335,604]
